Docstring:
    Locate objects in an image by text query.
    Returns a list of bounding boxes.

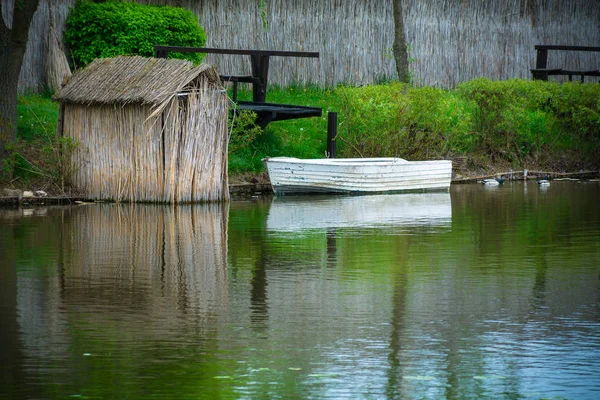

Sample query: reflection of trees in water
[532,252,548,307]
[451,182,600,259]
[383,232,526,399]
[0,217,47,399]
[0,226,24,397]
[385,244,407,399]
[326,228,337,268]
[227,199,273,332]
[250,244,269,331]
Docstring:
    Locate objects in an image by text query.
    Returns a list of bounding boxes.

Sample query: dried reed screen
[64,79,229,203]
[14,0,600,92]
[158,0,600,88]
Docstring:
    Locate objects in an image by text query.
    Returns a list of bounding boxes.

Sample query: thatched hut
[54,56,229,203]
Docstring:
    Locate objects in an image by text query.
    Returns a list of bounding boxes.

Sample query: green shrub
[457,78,600,165]
[337,82,408,157]
[227,109,266,173]
[337,78,600,168]
[401,86,473,157]
[456,78,556,163]
[229,110,263,155]
[65,0,206,68]
[549,82,600,140]
[337,83,472,159]
[228,108,285,174]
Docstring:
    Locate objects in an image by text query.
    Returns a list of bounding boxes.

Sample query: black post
[534,48,549,80]
[250,54,270,102]
[232,80,239,102]
[327,112,337,159]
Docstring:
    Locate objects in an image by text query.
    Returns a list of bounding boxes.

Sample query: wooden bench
[154,46,322,128]
[531,45,600,82]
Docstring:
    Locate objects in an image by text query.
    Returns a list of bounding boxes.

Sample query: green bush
[338,83,472,159]
[457,78,600,164]
[227,109,266,173]
[229,110,263,155]
[457,78,557,163]
[401,86,473,157]
[549,82,600,140]
[337,82,409,157]
[337,78,600,168]
[65,0,206,68]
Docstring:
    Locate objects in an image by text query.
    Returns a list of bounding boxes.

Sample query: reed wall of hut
[10,0,599,93]
[54,56,229,203]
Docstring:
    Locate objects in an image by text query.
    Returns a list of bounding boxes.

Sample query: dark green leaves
[65,0,207,69]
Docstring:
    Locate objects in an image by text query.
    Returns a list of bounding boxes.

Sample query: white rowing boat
[262,157,452,195]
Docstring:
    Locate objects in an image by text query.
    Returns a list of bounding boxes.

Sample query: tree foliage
[65,0,207,69]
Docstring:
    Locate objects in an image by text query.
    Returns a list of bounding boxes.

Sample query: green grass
[1,93,60,182]
[17,93,58,141]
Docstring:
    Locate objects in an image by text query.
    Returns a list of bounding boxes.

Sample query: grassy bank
[3,78,599,191]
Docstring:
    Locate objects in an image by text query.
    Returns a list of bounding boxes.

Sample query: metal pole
[327,112,337,158]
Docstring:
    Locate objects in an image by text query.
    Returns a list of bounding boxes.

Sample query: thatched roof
[54,56,222,105]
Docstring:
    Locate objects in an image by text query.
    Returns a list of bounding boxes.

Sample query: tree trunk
[0,0,41,167]
[392,0,409,83]
[0,57,20,166]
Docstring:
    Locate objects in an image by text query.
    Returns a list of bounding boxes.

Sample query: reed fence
[9,0,600,92]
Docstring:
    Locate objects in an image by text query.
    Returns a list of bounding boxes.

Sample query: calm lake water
[1,181,599,399]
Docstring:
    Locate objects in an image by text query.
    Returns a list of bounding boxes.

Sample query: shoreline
[2,169,599,208]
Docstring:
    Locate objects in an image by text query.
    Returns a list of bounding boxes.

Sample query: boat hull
[263,157,452,195]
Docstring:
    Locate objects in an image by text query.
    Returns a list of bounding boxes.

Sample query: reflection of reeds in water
[62,204,229,317]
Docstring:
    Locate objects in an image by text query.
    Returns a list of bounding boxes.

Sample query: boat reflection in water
[265,192,452,232]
